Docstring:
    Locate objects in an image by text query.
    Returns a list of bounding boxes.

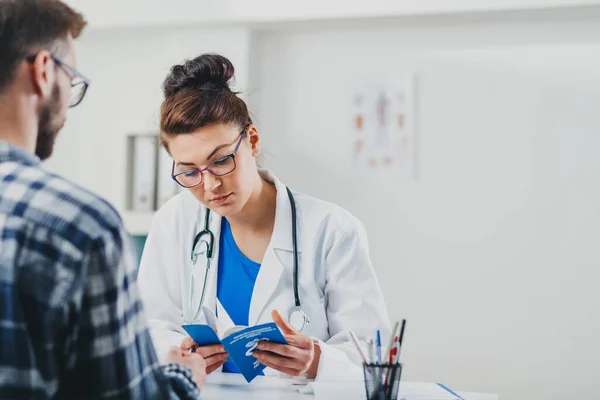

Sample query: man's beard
[35,83,64,161]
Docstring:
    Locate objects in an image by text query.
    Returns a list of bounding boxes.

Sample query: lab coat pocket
[298,296,329,340]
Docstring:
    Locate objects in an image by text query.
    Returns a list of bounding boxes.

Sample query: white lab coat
[137,170,391,382]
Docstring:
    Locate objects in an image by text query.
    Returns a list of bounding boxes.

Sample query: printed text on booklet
[182,322,288,382]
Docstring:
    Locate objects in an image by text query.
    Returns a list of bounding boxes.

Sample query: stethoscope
[189,186,310,332]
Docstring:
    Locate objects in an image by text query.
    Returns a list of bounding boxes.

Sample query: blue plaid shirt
[0,142,200,399]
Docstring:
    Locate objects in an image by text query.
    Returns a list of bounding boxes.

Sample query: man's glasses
[172,126,249,188]
[26,54,90,108]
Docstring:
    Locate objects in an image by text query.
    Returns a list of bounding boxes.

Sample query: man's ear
[30,51,55,99]
[246,125,261,157]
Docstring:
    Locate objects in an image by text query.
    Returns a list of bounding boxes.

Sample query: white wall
[65,0,600,29]
[248,12,600,400]
[44,6,600,400]
[44,26,251,216]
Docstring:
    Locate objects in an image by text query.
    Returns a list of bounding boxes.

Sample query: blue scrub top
[217,218,262,374]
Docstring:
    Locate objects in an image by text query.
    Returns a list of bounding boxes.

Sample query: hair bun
[163,53,235,97]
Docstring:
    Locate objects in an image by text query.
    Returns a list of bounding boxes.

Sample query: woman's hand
[252,310,322,378]
[181,337,229,374]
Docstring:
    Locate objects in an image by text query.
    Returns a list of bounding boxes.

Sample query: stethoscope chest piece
[289,306,310,332]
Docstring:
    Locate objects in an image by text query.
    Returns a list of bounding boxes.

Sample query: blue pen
[376,330,382,364]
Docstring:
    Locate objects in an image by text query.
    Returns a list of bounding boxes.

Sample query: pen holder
[362,363,402,400]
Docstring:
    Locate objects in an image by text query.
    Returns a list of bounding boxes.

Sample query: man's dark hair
[0,0,86,92]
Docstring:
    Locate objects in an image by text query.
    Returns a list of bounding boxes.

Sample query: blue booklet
[182,322,288,382]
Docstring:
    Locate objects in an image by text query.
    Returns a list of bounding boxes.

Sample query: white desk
[200,374,306,399]
[199,374,499,400]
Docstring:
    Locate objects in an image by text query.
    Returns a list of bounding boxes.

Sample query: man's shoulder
[1,163,124,243]
[39,169,124,238]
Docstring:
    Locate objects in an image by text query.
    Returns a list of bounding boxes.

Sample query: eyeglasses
[26,54,90,108]
[171,126,249,188]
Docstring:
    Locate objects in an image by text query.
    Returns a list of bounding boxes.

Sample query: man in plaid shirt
[0,1,206,398]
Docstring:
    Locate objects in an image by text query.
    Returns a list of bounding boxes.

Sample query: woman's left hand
[252,310,321,378]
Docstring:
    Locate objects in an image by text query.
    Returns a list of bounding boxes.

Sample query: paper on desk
[306,381,461,399]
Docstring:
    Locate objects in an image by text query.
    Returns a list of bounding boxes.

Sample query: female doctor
[137,53,391,382]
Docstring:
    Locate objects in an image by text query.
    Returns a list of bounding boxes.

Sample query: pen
[376,330,382,365]
[384,335,398,391]
[367,339,375,364]
[384,321,400,363]
[375,330,384,399]
[348,331,369,365]
[394,319,407,364]
[390,338,397,363]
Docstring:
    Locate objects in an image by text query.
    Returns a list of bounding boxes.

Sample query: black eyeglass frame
[171,125,250,189]
[25,53,90,108]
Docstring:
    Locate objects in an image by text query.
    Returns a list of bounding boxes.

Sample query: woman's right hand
[181,337,229,374]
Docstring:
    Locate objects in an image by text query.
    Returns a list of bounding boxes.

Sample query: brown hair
[159,53,253,151]
[0,0,86,91]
